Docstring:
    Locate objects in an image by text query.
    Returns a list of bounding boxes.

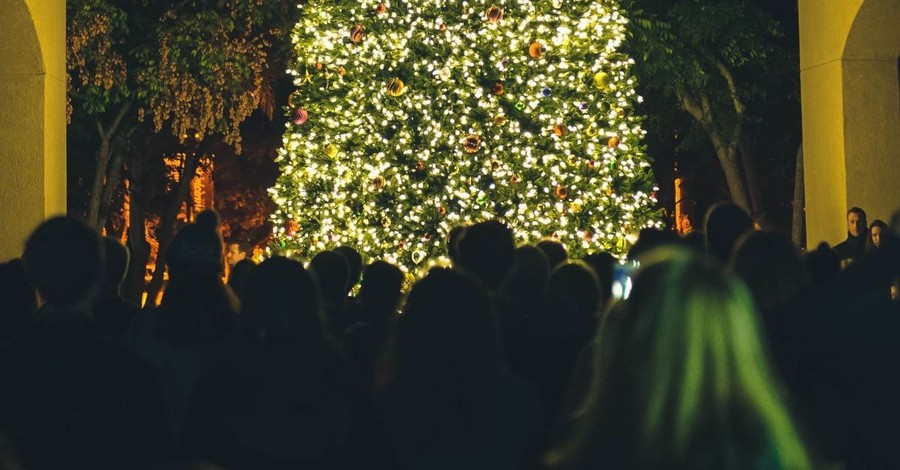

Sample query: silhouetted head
[102,237,130,293]
[358,260,404,321]
[536,239,568,269]
[730,231,810,311]
[704,202,753,262]
[447,225,467,265]
[547,261,602,322]
[167,216,224,279]
[582,252,615,305]
[227,258,257,303]
[393,268,499,377]
[846,207,867,239]
[804,242,841,286]
[456,220,516,290]
[242,256,325,340]
[503,245,550,307]
[628,227,680,261]
[156,272,238,343]
[681,230,705,253]
[23,216,103,310]
[0,259,36,340]
[309,251,350,306]
[334,245,364,293]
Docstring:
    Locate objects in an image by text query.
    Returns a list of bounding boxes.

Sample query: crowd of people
[0,203,898,470]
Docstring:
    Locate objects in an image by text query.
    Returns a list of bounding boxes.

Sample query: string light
[271,0,661,272]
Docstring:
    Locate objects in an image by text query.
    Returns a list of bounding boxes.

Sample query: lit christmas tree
[271,0,660,270]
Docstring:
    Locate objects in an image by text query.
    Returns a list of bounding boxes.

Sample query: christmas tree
[271,0,660,270]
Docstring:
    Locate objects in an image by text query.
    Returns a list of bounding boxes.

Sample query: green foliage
[272,0,663,270]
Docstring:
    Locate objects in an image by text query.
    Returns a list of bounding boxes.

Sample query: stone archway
[0,0,66,260]
[799,0,900,247]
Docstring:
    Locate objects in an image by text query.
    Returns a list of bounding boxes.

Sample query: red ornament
[438,206,447,215]
[424,233,432,241]
[588,160,595,169]
[291,108,309,125]
[415,160,425,171]
[553,124,566,137]
[375,3,388,15]
[493,83,504,95]
[608,136,620,148]
[285,220,299,236]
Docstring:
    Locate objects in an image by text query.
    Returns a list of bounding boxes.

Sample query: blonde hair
[549,248,812,469]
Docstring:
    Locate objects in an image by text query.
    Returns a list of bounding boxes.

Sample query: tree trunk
[739,135,768,229]
[124,153,150,305]
[714,145,752,214]
[145,151,202,304]
[792,144,805,249]
[97,150,126,232]
[86,100,133,230]
[87,135,113,228]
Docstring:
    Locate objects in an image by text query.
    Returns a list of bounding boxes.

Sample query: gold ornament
[350,24,366,43]
[553,124,566,137]
[492,82,504,95]
[608,136,620,148]
[510,174,521,184]
[337,66,346,76]
[586,125,599,137]
[387,78,405,97]
[411,250,426,265]
[494,115,507,126]
[376,3,388,15]
[372,175,386,189]
[593,71,611,89]
[570,201,583,213]
[381,217,391,227]
[529,41,546,59]
[486,5,504,24]
[324,144,339,158]
[438,205,447,215]
[583,231,593,241]
[415,160,425,171]
[314,62,324,71]
[555,185,568,199]
[463,134,481,154]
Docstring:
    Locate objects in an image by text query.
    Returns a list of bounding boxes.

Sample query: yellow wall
[799,0,900,247]
[0,0,66,261]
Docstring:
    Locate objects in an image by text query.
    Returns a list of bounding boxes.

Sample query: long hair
[549,248,812,469]
[241,256,326,341]
[382,268,501,449]
[155,272,238,343]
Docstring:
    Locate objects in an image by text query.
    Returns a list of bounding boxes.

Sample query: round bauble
[291,108,309,125]
[529,41,546,59]
[387,78,405,96]
[375,3,387,15]
[486,5,503,24]
[463,134,481,154]
[553,124,566,137]
[593,71,611,90]
[608,136,620,148]
[555,185,568,199]
[493,82,504,95]
[350,24,366,43]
